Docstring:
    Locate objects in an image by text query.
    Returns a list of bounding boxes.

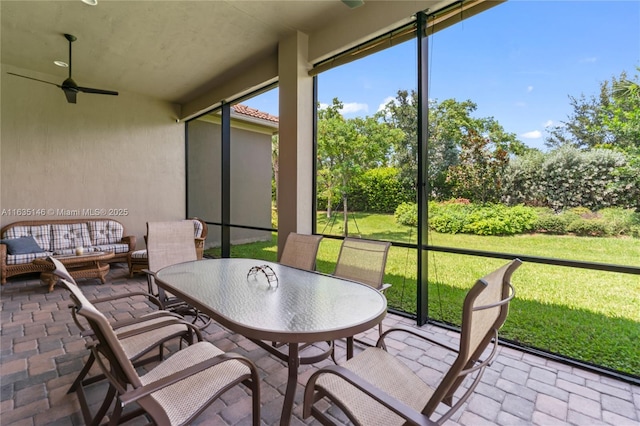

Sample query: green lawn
[206,212,640,377]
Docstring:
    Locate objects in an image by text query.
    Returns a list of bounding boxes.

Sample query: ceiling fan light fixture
[54,61,69,68]
[341,0,364,9]
[81,0,98,6]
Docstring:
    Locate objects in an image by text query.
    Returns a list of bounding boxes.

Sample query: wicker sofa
[0,218,136,285]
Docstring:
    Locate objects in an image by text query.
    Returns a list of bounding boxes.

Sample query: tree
[446,129,510,203]
[546,69,640,151]
[600,70,640,150]
[381,92,524,200]
[379,90,418,195]
[317,98,402,235]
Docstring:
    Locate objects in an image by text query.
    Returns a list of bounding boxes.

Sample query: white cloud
[543,120,554,128]
[318,102,329,110]
[580,56,598,63]
[527,85,534,92]
[340,102,368,114]
[521,130,542,139]
[377,96,397,112]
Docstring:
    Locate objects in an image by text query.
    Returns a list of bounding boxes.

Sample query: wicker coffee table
[34,251,115,291]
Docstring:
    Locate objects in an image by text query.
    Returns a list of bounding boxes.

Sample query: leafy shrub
[541,147,629,211]
[429,202,475,234]
[394,202,417,226]
[502,147,635,211]
[502,150,546,206]
[590,207,639,236]
[533,209,572,234]
[427,201,537,236]
[567,206,594,218]
[461,204,537,236]
[352,167,414,213]
[566,218,611,237]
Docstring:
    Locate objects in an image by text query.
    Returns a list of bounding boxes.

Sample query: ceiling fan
[7,33,118,104]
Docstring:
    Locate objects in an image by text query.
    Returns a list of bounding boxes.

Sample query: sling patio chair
[279,232,323,271]
[50,256,200,425]
[144,220,211,328]
[304,259,521,426]
[272,232,332,360]
[333,237,392,337]
[59,278,261,426]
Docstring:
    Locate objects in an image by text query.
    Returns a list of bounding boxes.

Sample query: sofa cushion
[89,221,123,245]
[51,224,92,251]
[192,219,204,238]
[6,251,51,265]
[130,249,148,259]
[2,225,51,251]
[1,236,46,255]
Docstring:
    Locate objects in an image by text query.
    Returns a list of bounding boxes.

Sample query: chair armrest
[377,326,459,354]
[378,283,392,293]
[89,291,162,308]
[304,364,436,426]
[119,352,257,406]
[112,316,203,341]
[109,310,184,330]
[122,235,137,251]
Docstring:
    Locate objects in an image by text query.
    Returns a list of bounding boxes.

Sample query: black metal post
[221,102,231,257]
[417,11,429,326]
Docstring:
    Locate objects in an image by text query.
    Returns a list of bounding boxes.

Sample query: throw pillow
[1,236,46,255]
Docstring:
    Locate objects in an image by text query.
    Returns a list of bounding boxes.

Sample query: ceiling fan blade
[63,88,77,104]
[7,72,60,88]
[77,86,119,96]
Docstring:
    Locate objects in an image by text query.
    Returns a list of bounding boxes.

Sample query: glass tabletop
[155,258,388,343]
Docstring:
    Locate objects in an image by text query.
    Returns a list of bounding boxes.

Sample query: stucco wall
[187,118,272,248]
[0,65,185,247]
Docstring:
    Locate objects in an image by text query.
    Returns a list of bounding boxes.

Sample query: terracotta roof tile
[232,104,279,123]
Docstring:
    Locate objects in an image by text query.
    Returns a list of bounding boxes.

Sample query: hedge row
[394,200,640,237]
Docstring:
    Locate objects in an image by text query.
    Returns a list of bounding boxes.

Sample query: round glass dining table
[155,258,387,425]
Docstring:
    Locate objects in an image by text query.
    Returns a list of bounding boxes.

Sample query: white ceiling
[0,1,359,105]
[1,1,459,107]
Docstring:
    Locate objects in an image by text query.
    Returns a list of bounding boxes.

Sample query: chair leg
[68,352,96,393]
[378,322,387,351]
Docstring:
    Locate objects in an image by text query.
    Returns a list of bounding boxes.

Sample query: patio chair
[58,278,261,426]
[50,257,200,425]
[333,237,392,336]
[279,232,323,270]
[273,232,332,358]
[127,217,208,277]
[303,258,521,426]
[145,220,211,328]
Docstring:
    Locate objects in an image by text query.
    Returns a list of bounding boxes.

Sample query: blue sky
[247,1,640,151]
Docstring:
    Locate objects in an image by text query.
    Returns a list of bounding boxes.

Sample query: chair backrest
[279,233,323,271]
[58,279,143,388]
[146,221,198,273]
[333,238,391,289]
[48,255,77,285]
[426,258,521,418]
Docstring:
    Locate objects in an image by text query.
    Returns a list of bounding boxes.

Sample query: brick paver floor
[1,263,639,425]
